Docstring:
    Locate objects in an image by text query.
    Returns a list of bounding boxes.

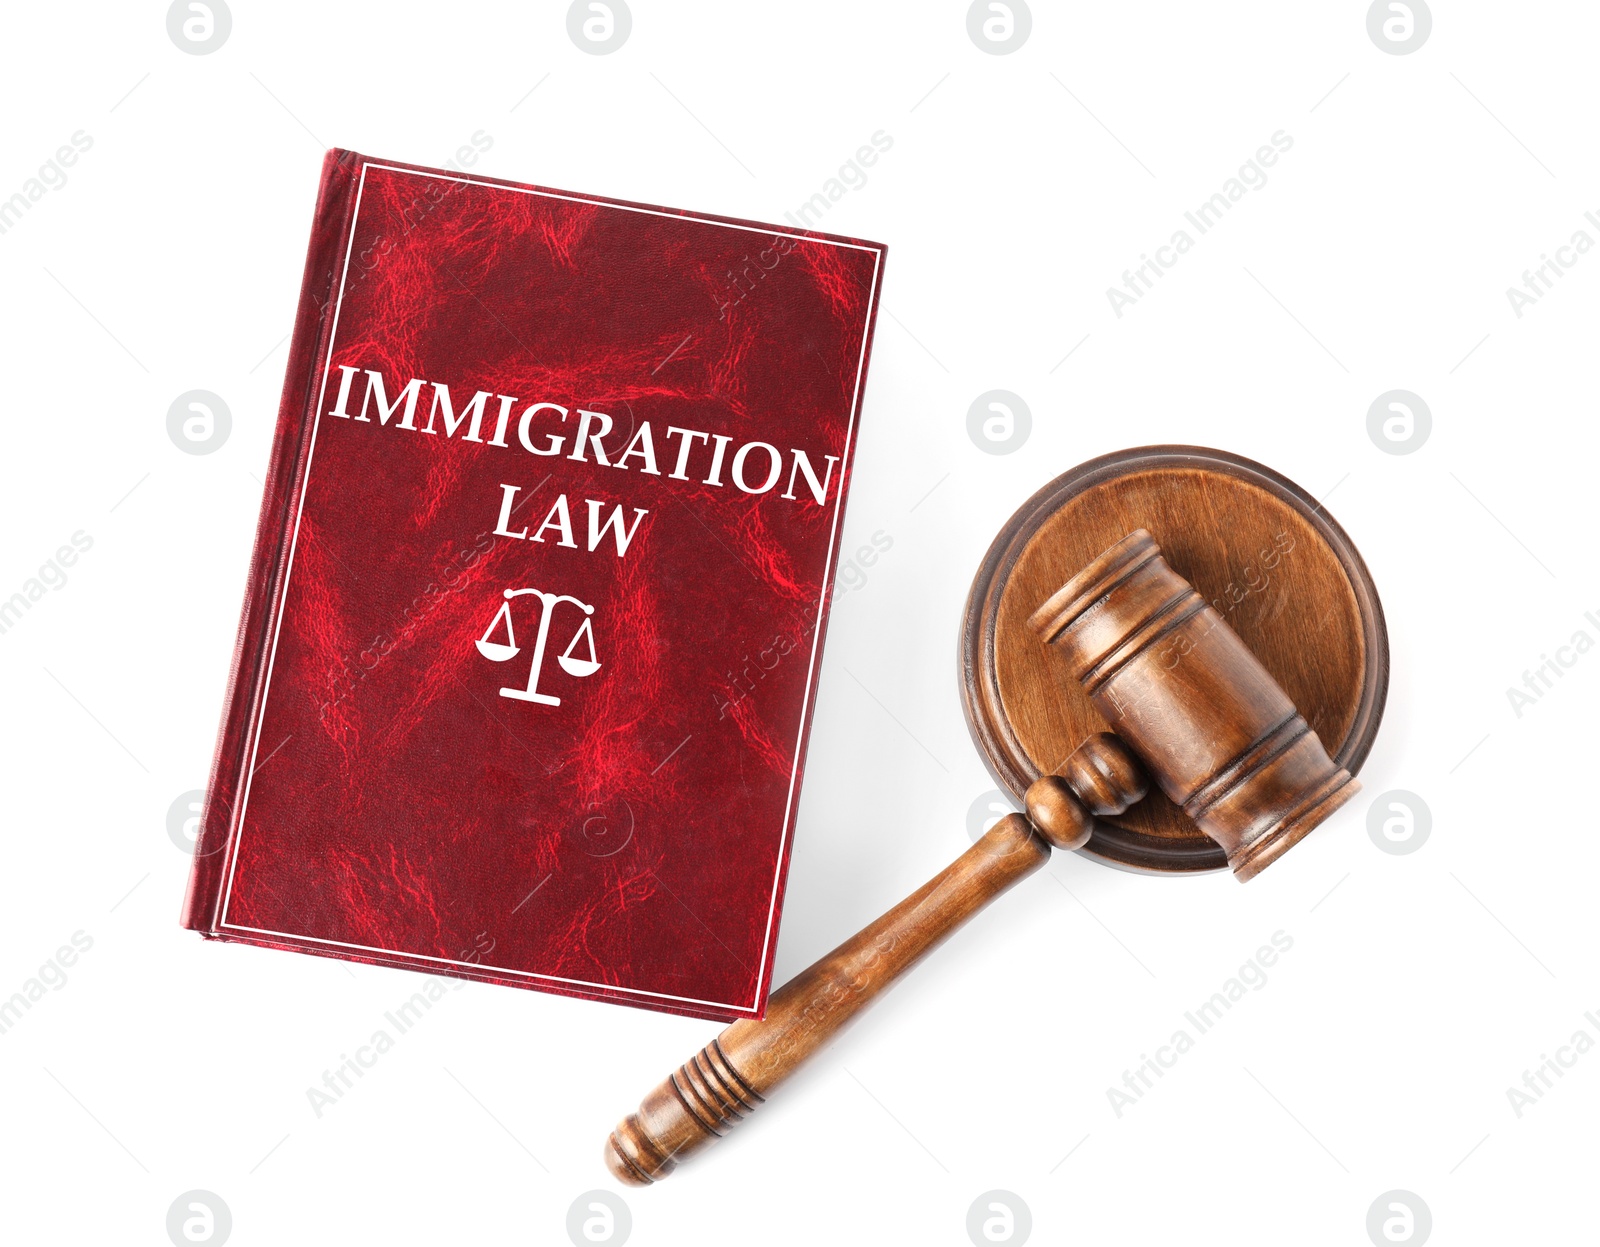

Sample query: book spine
[180,148,364,932]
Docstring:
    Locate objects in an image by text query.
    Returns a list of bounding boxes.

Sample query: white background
[1,2,1596,1244]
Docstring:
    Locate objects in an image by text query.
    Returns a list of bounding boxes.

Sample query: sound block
[961,446,1388,875]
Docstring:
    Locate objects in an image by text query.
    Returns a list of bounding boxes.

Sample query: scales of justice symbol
[473,588,601,706]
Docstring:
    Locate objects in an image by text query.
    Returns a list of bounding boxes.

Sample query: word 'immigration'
[326,365,843,507]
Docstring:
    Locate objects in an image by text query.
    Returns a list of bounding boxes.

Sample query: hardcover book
[183,149,886,1022]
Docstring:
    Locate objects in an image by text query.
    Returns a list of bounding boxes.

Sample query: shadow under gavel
[606,530,1360,1185]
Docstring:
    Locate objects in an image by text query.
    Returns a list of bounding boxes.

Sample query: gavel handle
[605,814,1051,1184]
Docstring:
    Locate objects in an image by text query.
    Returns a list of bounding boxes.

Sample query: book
[182,149,886,1022]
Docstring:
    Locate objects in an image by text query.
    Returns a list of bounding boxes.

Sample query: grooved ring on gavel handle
[604,733,1149,1185]
[1023,733,1145,850]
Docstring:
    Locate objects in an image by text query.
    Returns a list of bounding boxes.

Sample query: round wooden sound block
[961,446,1388,875]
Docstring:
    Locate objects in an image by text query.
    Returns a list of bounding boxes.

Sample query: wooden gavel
[605,530,1360,1184]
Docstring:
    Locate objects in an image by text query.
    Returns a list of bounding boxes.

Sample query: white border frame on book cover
[214,160,883,1016]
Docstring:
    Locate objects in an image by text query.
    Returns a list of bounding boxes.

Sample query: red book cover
[183,149,885,1022]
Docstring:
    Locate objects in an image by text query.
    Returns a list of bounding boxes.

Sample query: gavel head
[1029,530,1359,880]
